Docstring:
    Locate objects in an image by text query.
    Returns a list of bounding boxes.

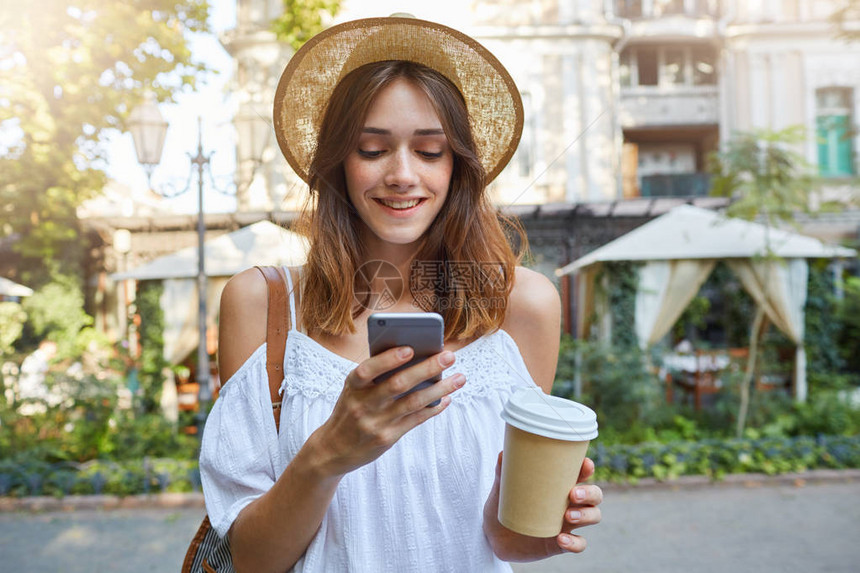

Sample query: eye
[418,150,444,159]
[357,149,384,158]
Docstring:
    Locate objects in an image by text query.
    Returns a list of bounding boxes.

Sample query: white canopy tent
[112,220,309,365]
[0,277,34,298]
[556,205,857,401]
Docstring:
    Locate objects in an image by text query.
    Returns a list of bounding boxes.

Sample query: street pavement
[0,477,858,572]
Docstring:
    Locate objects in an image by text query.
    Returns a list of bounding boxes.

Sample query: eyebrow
[361,127,445,136]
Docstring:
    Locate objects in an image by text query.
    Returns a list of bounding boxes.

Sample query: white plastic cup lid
[501,387,598,441]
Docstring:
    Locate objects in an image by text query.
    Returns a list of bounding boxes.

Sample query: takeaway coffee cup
[498,387,598,538]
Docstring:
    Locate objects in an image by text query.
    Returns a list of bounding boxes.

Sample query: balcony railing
[615,0,720,19]
[640,173,711,197]
[620,88,720,127]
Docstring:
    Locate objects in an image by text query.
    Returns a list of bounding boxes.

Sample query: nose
[383,148,419,190]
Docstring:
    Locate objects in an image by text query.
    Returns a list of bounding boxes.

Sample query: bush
[0,302,26,357]
[104,411,198,461]
[591,434,860,483]
[0,455,200,498]
[0,367,197,464]
[555,337,667,439]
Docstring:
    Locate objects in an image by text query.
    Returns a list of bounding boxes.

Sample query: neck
[359,232,428,310]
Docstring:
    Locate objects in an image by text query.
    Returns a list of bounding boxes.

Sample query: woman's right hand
[307,346,465,477]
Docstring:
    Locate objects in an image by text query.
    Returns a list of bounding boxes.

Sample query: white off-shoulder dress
[200,268,537,572]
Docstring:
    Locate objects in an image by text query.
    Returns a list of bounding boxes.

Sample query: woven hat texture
[273,16,523,184]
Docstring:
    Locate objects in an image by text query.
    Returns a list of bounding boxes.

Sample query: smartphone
[367,312,445,405]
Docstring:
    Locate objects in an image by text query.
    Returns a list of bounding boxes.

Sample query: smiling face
[344,78,454,254]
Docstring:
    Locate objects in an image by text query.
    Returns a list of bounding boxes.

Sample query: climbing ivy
[136,281,167,413]
[805,260,846,387]
[602,261,639,349]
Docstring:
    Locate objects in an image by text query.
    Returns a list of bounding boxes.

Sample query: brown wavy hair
[296,60,527,340]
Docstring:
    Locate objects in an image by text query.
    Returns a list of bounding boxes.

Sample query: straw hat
[273,15,523,184]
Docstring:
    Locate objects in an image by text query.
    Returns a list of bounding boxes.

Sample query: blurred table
[661,349,744,410]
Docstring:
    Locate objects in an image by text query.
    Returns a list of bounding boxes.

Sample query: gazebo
[112,220,308,365]
[556,205,857,401]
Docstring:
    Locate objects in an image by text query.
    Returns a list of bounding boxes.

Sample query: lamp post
[128,93,267,437]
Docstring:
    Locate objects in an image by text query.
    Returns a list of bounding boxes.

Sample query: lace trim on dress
[280,329,534,403]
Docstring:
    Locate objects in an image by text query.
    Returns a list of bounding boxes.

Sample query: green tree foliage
[556,337,664,438]
[709,126,817,226]
[709,126,841,436]
[20,275,108,360]
[271,0,341,51]
[831,0,860,42]
[0,302,26,356]
[0,0,210,285]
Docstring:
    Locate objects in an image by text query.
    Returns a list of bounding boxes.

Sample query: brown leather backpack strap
[255,265,289,432]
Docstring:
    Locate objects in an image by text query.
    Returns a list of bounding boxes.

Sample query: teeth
[379,198,420,209]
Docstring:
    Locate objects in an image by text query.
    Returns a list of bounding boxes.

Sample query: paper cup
[498,387,598,538]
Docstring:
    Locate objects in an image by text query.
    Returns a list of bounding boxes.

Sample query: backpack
[181,265,289,573]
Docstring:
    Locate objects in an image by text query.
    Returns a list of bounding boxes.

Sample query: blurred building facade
[81,0,860,355]
[226,0,860,219]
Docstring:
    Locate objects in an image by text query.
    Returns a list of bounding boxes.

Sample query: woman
[201,16,602,572]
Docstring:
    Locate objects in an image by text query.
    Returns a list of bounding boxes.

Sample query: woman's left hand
[482,452,603,562]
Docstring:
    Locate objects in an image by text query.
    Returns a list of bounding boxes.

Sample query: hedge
[1,435,859,497]
[591,434,860,483]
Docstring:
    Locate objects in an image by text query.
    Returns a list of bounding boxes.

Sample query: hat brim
[273,17,523,185]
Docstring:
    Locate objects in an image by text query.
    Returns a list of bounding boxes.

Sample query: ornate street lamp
[127,93,168,187]
[128,97,266,438]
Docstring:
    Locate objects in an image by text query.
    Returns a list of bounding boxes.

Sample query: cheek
[344,158,372,199]
[432,161,454,196]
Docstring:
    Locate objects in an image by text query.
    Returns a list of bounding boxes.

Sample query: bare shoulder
[218,267,269,383]
[506,267,561,322]
[502,266,561,393]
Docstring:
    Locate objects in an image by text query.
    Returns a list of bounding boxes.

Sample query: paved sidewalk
[0,475,858,572]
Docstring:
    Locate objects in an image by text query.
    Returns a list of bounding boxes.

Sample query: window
[655,0,685,16]
[620,45,717,88]
[638,47,659,86]
[692,47,716,85]
[693,0,720,17]
[663,48,686,85]
[616,0,720,18]
[620,50,633,87]
[517,91,535,178]
[816,88,856,177]
[616,0,642,18]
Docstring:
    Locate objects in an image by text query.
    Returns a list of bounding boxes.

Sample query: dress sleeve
[199,344,281,538]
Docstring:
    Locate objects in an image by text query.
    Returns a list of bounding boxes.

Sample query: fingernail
[439,351,455,367]
[567,510,582,522]
[453,373,466,388]
[574,488,586,502]
[559,533,574,547]
[398,347,412,359]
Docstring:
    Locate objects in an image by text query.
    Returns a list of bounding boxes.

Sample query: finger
[578,457,595,482]
[557,532,587,553]
[564,506,602,528]
[569,484,604,507]
[349,346,415,389]
[381,350,456,400]
[391,371,465,417]
[389,393,452,435]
